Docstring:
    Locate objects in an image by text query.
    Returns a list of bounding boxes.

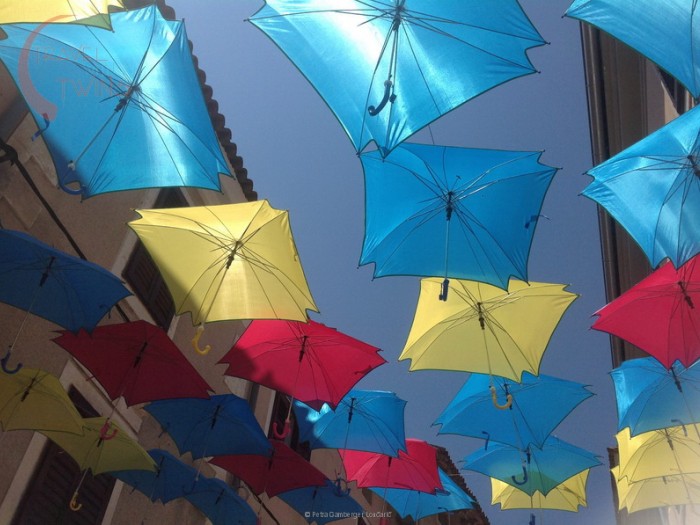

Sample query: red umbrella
[53,320,212,406]
[592,255,700,368]
[340,439,443,493]
[210,440,327,497]
[219,319,385,436]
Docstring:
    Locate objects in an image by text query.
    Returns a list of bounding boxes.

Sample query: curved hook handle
[481,431,490,451]
[490,386,513,410]
[333,477,350,497]
[368,79,395,116]
[529,513,536,525]
[58,165,84,196]
[511,466,528,486]
[191,325,211,356]
[438,278,450,301]
[1,350,22,375]
[100,421,118,441]
[69,490,83,511]
[273,419,290,440]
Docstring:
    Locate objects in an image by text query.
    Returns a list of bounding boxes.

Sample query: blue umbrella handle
[57,169,84,196]
[490,386,513,410]
[482,431,490,450]
[511,466,528,486]
[439,278,450,301]
[272,419,290,439]
[191,325,212,355]
[1,350,22,375]
[368,79,396,116]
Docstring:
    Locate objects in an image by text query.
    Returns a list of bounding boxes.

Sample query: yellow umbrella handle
[192,325,212,355]
[69,490,82,511]
[490,386,513,410]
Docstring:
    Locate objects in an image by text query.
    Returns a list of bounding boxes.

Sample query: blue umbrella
[113,449,198,503]
[278,480,364,525]
[0,229,130,373]
[145,394,272,459]
[249,1,545,156]
[612,357,700,438]
[566,0,700,98]
[293,389,407,456]
[372,468,474,520]
[581,104,700,268]
[0,5,231,198]
[360,144,558,290]
[185,477,257,525]
[434,372,593,449]
[463,437,601,496]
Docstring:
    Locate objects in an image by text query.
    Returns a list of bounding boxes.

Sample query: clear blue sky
[168,1,619,523]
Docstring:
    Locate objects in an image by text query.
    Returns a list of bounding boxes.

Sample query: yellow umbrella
[40,416,155,511]
[616,426,700,482]
[128,201,318,353]
[398,278,577,381]
[0,1,123,28]
[613,467,700,513]
[491,469,589,512]
[0,367,83,435]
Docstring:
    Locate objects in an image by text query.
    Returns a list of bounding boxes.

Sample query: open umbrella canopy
[491,469,589,512]
[434,372,593,449]
[53,320,212,406]
[113,449,198,503]
[0,1,123,28]
[611,357,700,437]
[360,144,557,289]
[566,0,700,98]
[463,437,600,496]
[612,467,700,513]
[293,389,407,456]
[580,104,700,269]
[616,426,700,482]
[249,1,545,156]
[372,468,474,520]
[185,477,257,525]
[593,255,700,368]
[128,201,317,336]
[278,480,364,525]
[341,439,442,493]
[0,366,83,435]
[399,278,578,381]
[0,5,231,197]
[210,440,327,497]
[219,319,385,410]
[40,417,156,475]
[0,229,130,333]
[145,394,272,459]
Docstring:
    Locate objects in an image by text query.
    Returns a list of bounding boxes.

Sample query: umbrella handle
[511,466,528,486]
[490,386,513,410]
[529,513,536,525]
[192,325,211,355]
[333,477,350,497]
[57,169,84,195]
[272,419,290,439]
[368,79,396,116]
[69,490,83,511]
[0,350,22,375]
[99,420,118,441]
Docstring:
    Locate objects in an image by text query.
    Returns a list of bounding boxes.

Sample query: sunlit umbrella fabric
[0,367,83,435]
[0,0,123,29]
[360,144,557,288]
[128,201,317,325]
[250,0,545,156]
[611,357,700,437]
[435,372,593,448]
[399,278,578,381]
[0,6,231,197]
[580,105,700,268]
[491,469,589,512]
[53,321,212,406]
[219,319,384,410]
[593,255,700,368]
[293,389,407,456]
[612,467,700,513]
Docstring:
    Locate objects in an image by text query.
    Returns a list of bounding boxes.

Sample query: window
[123,188,187,329]
[658,68,693,115]
[11,389,116,525]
